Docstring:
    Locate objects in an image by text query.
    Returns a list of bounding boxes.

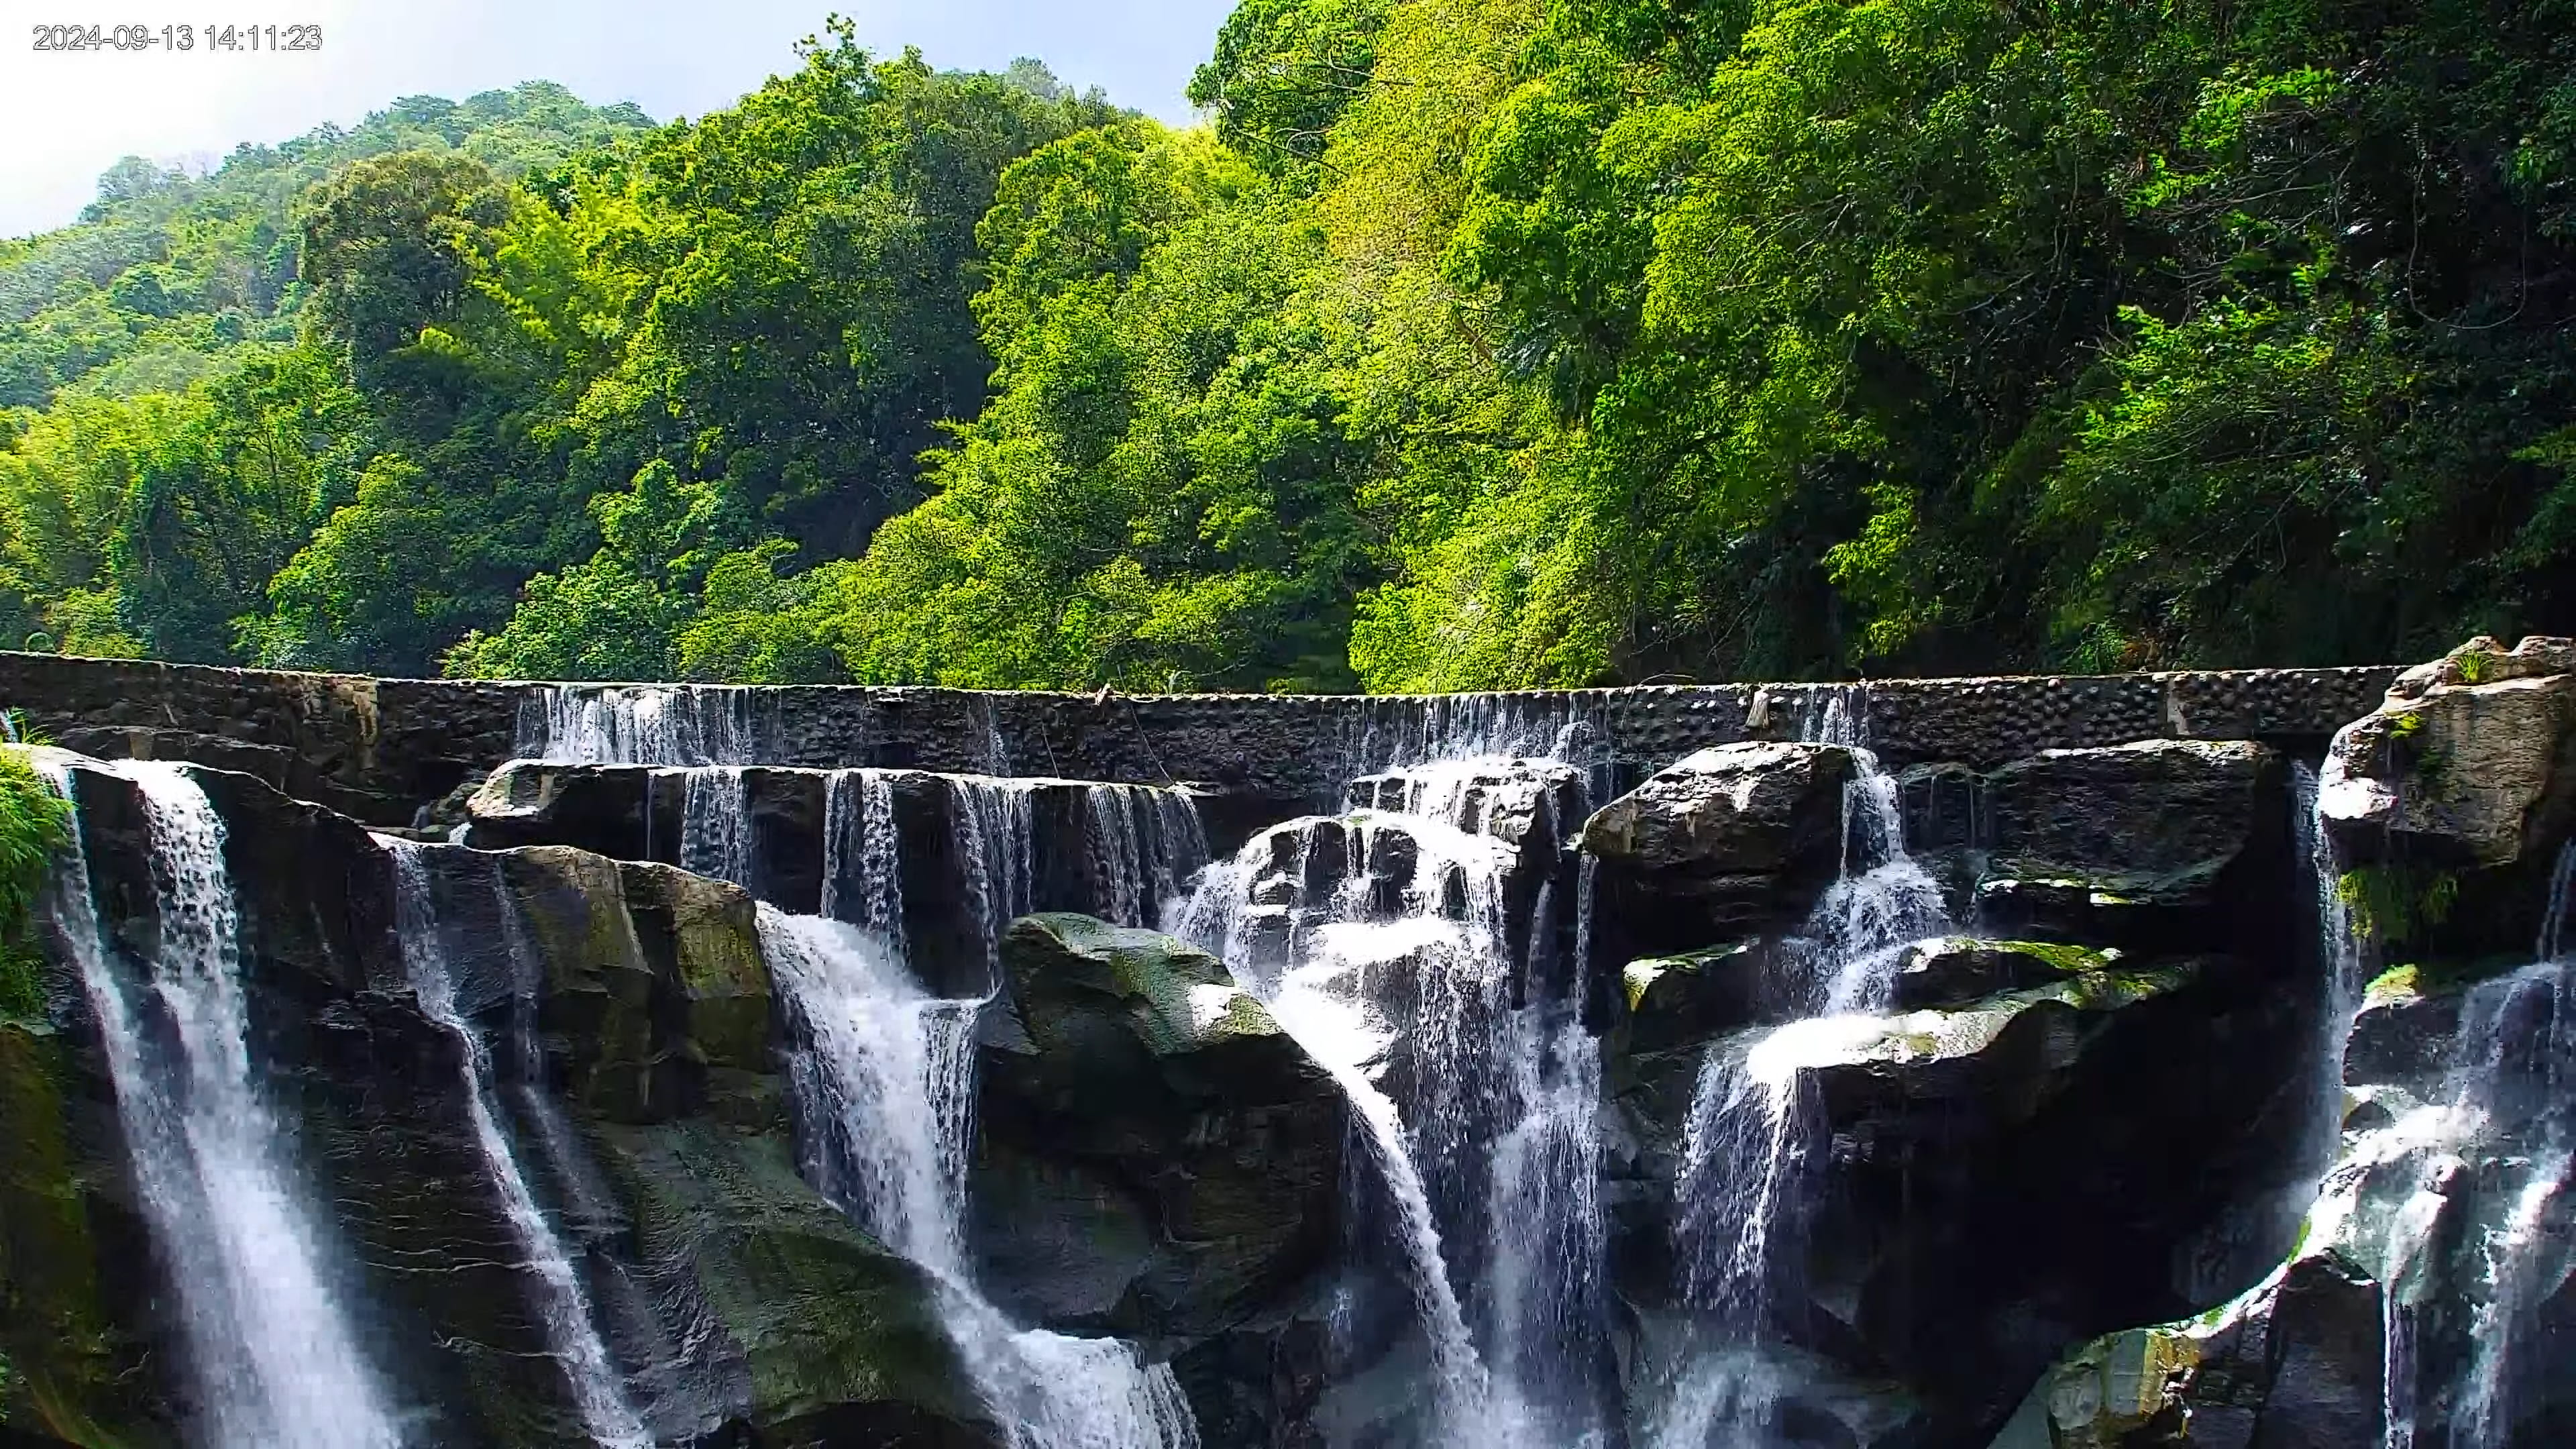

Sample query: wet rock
[1612,953,2317,1444]
[1799,961,2316,1437]
[972,914,1344,1344]
[1888,937,2120,1010]
[1975,741,2287,952]
[587,1118,1000,1448]
[1984,740,2283,879]
[29,754,997,1447]
[0,1017,165,1444]
[1990,1228,2388,1449]
[1580,743,1857,956]
[1996,957,2576,1449]
[1619,940,1784,1053]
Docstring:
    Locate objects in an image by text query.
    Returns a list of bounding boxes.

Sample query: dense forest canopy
[3,2,2573,690]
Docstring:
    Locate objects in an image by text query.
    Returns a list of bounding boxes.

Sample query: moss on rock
[0,1022,143,1446]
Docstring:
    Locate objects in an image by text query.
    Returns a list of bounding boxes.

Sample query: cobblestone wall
[0,651,2398,826]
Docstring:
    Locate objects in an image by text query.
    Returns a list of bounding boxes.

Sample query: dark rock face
[1609,956,2318,1441]
[1998,962,2576,1449]
[971,914,1344,1350]
[9,757,996,1448]
[1974,740,2289,951]
[1587,731,2323,1448]
[1581,743,1858,958]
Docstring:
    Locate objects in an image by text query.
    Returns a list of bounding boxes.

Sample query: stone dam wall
[0,649,2400,826]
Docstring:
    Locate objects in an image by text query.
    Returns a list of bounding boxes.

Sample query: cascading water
[823,768,908,947]
[1175,731,1609,1446]
[757,761,1200,1448]
[38,757,401,1449]
[680,765,755,888]
[1087,782,1210,930]
[2335,844,2575,1449]
[383,839,649,1448]
[524,683,757,765]
[1657,688,1953,1445]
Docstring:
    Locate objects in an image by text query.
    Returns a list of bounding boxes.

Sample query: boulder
[1611,951,2318,1444]
[1619,941,1782,1053]
[2321,635,2576,871]
[1972,740,2286,952]
[1580,743,1857,957]
[586,1118,997,1448]
[971,914,1344,1345]
[1888,937,2119,1010]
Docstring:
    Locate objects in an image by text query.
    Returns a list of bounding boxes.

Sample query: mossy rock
[1890,936,2122,1010]
[590,1118,997,1445]
[0,1022,162,1446]
[1619,939,1776,1052]
[998,912,1288,1062]
[973,915,1343,1342]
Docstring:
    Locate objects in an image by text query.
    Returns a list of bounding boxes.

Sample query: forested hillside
[5,2,2573,690]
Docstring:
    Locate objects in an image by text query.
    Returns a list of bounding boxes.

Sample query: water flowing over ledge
[10,633,2572,1448]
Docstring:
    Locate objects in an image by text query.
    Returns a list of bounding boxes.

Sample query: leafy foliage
[4,3,2574,690]
[0,747,70,1020]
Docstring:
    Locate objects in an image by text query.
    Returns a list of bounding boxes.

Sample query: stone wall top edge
[0,651,2403,704]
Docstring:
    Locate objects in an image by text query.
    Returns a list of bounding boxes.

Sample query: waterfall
[753,757,1199,1449]
[523,683,756,765]
[1658,689,1953,1444]
[770,910,978,1272]
[2346,846,2575,1449]
[1175,741,1607,1446]
[680,765,754,888]
[1086,782,1210,930]
[824,768,910,949]
[761,908,1200,1449]
[952,775,1035,944]
[38,758,401,1449]
[383,839,648,1448]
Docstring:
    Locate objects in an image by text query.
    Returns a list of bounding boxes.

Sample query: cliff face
[0,643,2564,1449]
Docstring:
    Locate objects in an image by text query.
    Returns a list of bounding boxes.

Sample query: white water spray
[40,757,401,1449]
[384,839,647,1448]
[1659,689,1952,1445]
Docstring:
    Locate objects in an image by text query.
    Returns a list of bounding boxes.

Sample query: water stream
[39,757,402,1449]
[384,839,649,1448]
[1173,723,1610,1446]
[2343,845,2575,1449]
[757,761,1201,1449]
[1656,692,1953,1446]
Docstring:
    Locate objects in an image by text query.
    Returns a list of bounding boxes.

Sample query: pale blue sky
[1,0,1240,237]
